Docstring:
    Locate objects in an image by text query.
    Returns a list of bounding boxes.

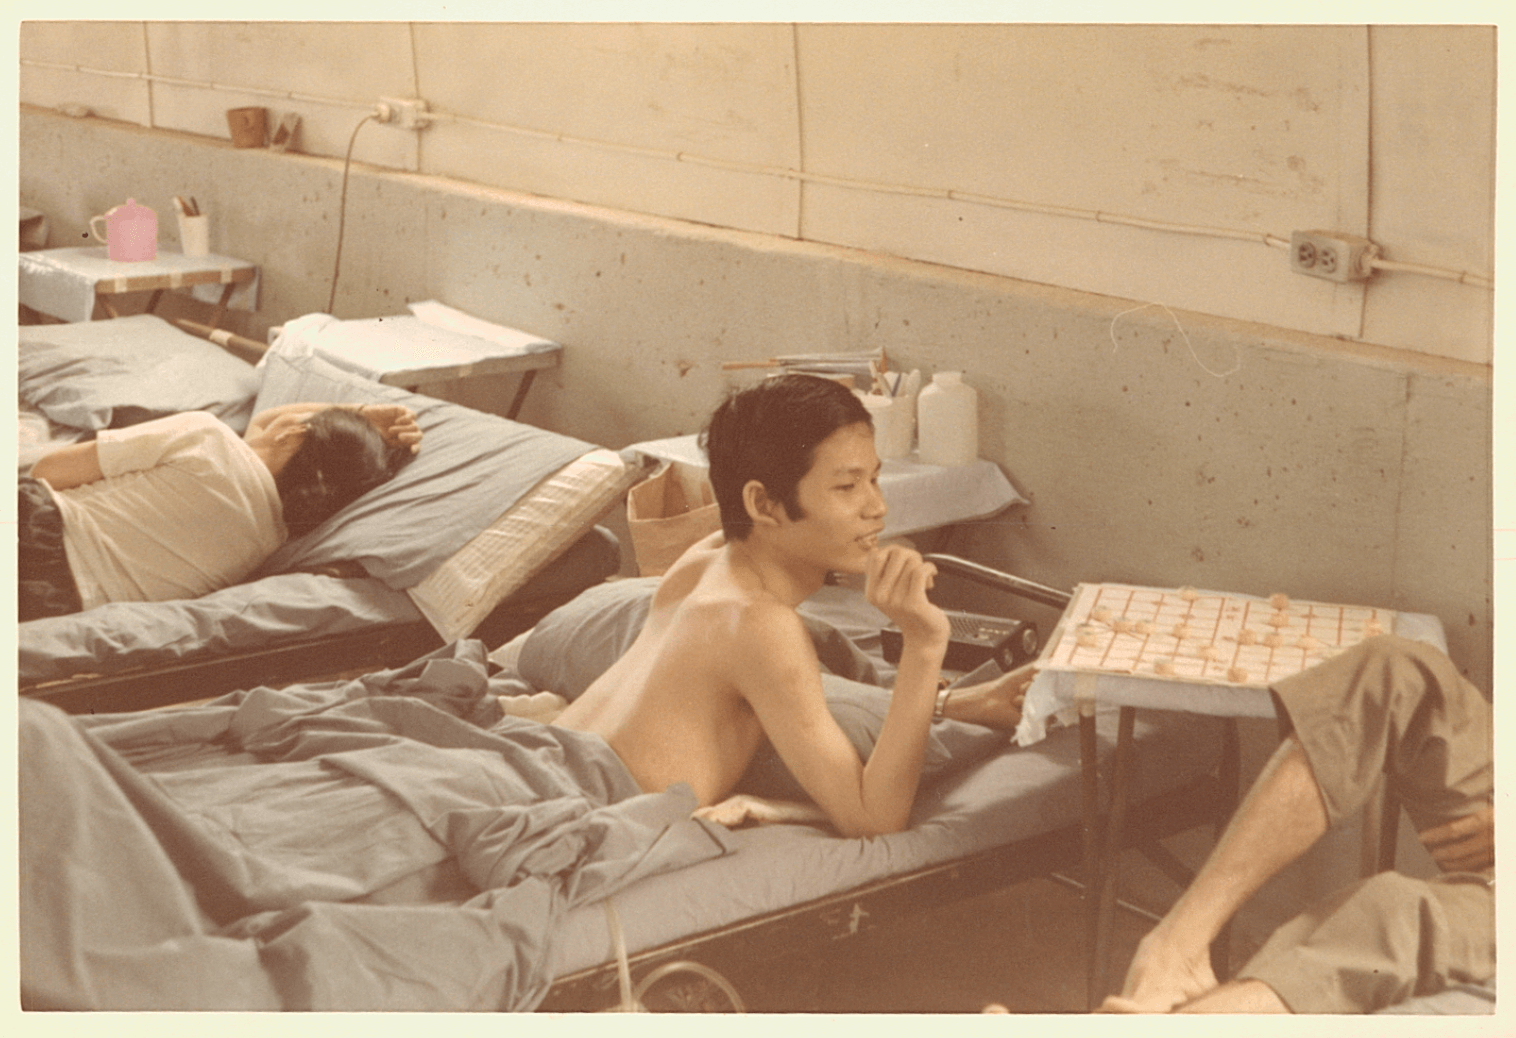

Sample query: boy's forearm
[30,441,105,490]
[852,638,947,834]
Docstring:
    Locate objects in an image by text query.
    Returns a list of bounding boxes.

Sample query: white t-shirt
[50,411,286,609]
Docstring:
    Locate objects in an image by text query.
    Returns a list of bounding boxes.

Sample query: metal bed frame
[19,529,622,716]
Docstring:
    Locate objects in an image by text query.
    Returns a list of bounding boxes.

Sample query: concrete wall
[19,107,1493,692]
[19,22,1497,364]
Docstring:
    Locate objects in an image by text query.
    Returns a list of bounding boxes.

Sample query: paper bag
[626,461,721,576]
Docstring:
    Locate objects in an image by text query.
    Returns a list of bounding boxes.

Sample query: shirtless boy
[556,374,1031,837]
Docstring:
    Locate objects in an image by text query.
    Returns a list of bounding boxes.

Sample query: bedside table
[19,246,258,329]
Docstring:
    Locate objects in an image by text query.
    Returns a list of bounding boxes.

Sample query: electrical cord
[600,898,746,1013]
[327,111,379,314]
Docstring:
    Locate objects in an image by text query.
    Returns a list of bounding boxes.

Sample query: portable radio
[880,610,1040,673]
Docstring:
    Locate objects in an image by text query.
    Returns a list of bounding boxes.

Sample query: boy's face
[773,421,888,576]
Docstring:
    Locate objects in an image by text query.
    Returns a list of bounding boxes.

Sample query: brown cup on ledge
[226,107,268,148]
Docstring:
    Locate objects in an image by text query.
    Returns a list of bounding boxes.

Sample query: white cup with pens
[859,390,914,460]
[174,196,209,257]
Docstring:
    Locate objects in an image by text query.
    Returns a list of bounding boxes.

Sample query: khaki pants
[1236,636,1494,1013]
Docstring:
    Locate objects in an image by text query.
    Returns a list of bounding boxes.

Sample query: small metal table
[19,246,259,329]
[283,312,563,421]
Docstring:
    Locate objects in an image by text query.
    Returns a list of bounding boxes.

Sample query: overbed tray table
[19,246,259,329]
[272,304,562,420]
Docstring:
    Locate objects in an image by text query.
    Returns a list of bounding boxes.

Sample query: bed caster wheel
[630,961,747,1012]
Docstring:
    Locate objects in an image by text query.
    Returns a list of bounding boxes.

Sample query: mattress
[546,702,1220,982]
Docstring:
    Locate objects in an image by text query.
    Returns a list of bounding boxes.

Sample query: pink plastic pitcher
[89,199,158,261]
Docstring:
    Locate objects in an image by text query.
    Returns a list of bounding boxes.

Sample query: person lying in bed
[19,402,421,622]
[556,374,1032,837]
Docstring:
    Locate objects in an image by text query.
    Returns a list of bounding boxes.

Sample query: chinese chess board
[1041,583,1396,688]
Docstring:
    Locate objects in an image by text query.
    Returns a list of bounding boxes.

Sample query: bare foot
[1102,927,1219,1013]
[692,794,827,828]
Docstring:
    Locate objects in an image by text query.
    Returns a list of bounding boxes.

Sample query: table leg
[1091,706,1137,1002]
[506,369,539,420]
[145,288,166,314]
[1078,701,1102,1010]
[207,282,237,330]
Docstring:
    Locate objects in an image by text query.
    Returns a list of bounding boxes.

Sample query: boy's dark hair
[275,408,413,536]
[700,374,872,541]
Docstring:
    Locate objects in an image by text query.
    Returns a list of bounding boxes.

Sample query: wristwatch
[932,682,952,722]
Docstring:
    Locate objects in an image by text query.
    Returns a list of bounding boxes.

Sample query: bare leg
[1097,734,1328,1013]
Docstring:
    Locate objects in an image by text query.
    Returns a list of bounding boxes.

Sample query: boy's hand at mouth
[865,544,950,648]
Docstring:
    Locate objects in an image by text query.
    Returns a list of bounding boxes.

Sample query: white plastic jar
[916,371,978,466]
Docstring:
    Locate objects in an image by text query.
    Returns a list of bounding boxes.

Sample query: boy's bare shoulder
[714,594,820,683]
[674,571,810,650]
[652,541,813,658]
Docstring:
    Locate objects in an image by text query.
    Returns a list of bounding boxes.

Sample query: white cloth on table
[268,303,559,384]
[626,433,1027,540]
[18,247,259,323]
[1014,600,1448,747]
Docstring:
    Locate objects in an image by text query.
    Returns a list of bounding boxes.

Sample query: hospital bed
[19,546,1467,1012]
[17,314,640,714]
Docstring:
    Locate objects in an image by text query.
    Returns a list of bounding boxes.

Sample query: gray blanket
[19,641,732,1011]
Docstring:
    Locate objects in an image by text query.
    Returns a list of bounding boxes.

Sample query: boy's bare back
[555,532,812,805]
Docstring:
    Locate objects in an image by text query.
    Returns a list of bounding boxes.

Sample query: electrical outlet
[1290,230,1379,283]
[375,97,432,130]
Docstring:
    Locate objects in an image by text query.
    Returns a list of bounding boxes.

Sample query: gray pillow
[19,314,260,432]
[737,674,1006,801]
[251,343,593,588]
[516,578,660,697]
[515,578,1006,799]
[517,577,886,696]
